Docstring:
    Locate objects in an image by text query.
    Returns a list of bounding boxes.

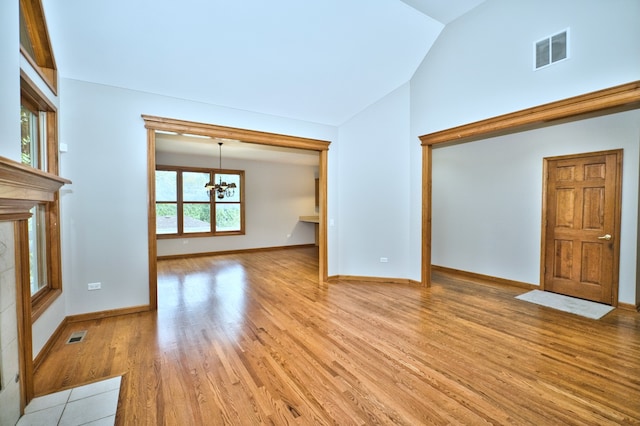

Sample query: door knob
[597,234,612,240]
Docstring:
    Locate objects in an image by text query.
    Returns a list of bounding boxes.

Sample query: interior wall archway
[418,81,640,294]
[143,115,331,309]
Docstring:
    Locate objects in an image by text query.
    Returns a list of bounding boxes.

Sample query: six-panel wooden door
[542,150,622,305]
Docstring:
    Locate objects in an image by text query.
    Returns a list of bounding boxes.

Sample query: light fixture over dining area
[205,142,236,199]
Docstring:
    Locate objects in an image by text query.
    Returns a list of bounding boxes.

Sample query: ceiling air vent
[534,29,569,70]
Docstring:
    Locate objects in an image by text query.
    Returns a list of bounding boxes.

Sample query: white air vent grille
[534,29,569,70]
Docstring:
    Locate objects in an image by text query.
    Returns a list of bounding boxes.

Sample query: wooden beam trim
[319,149,328,284]
[14,220,33,409]
[421,145,432,287]
[419,81,640,146]
[142,115,331,151]
[147,129,158,311]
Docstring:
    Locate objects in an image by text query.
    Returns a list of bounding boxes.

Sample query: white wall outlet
[88,282,101,290]
[380,257,388,263]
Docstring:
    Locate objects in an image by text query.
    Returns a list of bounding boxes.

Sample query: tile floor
[16,376,121,426]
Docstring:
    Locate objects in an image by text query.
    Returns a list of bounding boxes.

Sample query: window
[20,102,44,167]
[21,98,50,298]
[212,173,242,233]
[156,170,178,235]
[27,205,48,295]
[19,0,57,93]
[183,171,212,234]
[156,166,244,237]
[20,78,62,314]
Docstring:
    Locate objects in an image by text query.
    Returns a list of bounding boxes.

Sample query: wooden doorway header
[418,81,640,286]
[420,81,640,147]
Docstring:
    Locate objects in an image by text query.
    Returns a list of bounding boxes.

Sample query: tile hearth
[17,376,121,426]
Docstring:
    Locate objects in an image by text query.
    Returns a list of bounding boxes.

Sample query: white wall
[0,0,19,160]
[59,79,337,316]
[155,152,318,256]
[337,83,412,279]
[410,0,640,303]
[411,0,640,134]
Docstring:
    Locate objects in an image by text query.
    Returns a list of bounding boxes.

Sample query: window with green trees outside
[156,166,244,237]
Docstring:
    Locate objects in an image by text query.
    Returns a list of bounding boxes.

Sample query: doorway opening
[143,115,331,309]
[418,81,640,310]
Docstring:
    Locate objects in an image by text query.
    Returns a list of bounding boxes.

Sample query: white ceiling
[398,0,486,24]
[41,0,485,162]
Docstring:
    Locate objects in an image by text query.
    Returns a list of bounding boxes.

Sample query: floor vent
[66,330,87,344]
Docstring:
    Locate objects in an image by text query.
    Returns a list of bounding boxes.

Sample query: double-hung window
[21,100,49,296]
[156,166,244,237]
[20,83,62,315]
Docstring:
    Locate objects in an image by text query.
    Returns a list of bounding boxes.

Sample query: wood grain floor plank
[33,247,640,425]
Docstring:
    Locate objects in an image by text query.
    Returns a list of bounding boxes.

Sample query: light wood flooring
[34,247,640,424]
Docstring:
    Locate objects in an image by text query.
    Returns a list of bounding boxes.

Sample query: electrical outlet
[380,257,388,263]
[88,282,101,290]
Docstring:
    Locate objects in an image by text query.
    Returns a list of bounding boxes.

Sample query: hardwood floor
[34,247,640,425]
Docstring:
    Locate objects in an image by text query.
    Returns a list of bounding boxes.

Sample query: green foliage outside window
[216,204,241,231]
[21,106,35,165]
[155,167,243,236]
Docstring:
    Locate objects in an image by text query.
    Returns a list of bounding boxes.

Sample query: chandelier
[204,142,236,199]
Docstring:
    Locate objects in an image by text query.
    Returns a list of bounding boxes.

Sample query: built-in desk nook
[298,215,319,224]
[299,215,319,245]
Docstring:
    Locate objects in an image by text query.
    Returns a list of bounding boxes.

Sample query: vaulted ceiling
[41,0,484,127]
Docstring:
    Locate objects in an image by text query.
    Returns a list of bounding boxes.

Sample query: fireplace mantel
[0,155,71,221]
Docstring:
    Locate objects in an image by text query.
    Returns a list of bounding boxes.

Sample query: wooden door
[542,150,622,305]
